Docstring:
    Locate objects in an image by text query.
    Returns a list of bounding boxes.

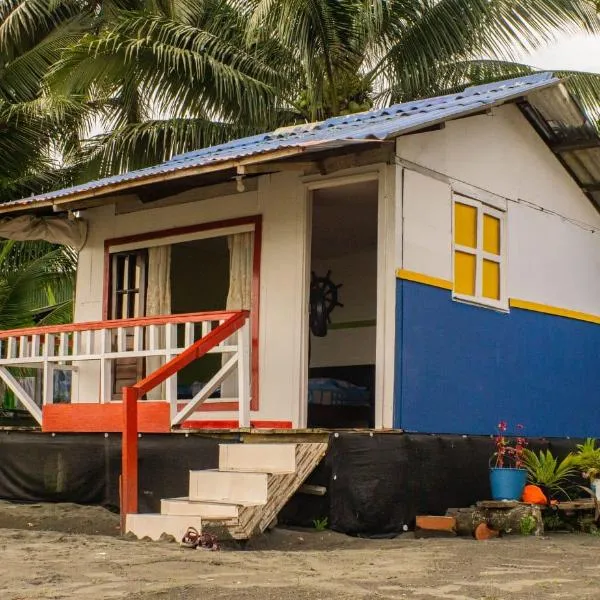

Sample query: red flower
[492,422,527,469]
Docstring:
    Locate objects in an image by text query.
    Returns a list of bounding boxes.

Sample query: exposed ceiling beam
[237,161,314,175]
[550,139,600,153]
[581,182,600,192]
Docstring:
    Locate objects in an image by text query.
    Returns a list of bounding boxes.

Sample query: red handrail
[120,310,249,525]
[0,310,239,339]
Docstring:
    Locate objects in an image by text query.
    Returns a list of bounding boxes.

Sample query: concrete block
[126,513,201,541]
[161,497,240,519]
[219,443,296,473]
[189,469,268,504]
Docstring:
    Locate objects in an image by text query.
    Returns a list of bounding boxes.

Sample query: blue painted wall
[394,279,600,437]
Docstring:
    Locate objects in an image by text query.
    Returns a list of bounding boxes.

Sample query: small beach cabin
[0,73,599,537]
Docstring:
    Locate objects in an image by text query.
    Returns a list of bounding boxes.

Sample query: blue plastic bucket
[489,468,527,501]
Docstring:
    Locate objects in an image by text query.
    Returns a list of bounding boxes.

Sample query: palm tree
[0,240,76,330]
[49,0,600,181]
[49,0,288,178]
[241,0,600,119]
[0,0,92,203]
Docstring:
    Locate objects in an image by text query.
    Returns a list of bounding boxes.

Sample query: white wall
[73,171,308,425]
[310,249,377,368]
[397,104,600,316]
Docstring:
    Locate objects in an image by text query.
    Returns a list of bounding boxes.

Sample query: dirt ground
[1,502,600,599]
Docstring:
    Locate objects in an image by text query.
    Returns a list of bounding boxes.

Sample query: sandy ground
[1,502,600,599]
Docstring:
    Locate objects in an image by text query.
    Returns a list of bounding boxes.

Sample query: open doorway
[308,180,378,428]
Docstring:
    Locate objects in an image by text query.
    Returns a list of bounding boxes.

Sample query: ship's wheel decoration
[309,270,343,337]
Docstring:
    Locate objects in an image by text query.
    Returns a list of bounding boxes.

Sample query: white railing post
[100,329,112,403]
[165,323,178,420]
[237,320,251,428]
[42,334,54,406]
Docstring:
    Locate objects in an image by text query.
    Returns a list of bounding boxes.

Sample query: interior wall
[311,250,376,368]
[310,182,378,372]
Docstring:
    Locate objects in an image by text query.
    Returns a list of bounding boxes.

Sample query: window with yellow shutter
[452,194,506,309]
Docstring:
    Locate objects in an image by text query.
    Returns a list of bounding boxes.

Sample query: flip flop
[180,526,201,549]
[197,532,220,551]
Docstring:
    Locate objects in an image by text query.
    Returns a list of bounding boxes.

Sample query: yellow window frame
[452,194,507,310]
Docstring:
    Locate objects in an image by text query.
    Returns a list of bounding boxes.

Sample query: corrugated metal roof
[3,72,564,211]
[522,85,600,210]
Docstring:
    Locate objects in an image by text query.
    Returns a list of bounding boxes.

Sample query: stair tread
[164,497,262,507]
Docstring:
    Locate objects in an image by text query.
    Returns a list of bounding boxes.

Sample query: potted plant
[522,448,576,502]
[574,438,600,499]
[489,421,528,501]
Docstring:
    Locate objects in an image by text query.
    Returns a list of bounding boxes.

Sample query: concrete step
[219,443,296,474]
[126,513,201,541]
[161,497,242,519]
[189,469,268,504]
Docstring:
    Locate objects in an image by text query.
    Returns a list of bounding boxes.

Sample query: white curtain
[226,232,253,311]
[222,232,253,397]
[146,245,171,400]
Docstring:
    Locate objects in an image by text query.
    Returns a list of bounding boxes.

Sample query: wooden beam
[299,484,327,496]
[237,162,314,175]
[551,139,600,153]
[121,386,139,527]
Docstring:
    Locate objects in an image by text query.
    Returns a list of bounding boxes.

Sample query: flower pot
[489,467,527,501]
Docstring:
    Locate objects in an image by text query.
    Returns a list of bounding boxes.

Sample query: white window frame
[452,193,508,311]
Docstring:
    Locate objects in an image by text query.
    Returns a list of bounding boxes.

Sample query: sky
[517,33,600,74]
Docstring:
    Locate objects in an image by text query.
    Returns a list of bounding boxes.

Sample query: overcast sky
[518,33,600,74]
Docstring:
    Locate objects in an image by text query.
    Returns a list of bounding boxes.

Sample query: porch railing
[120,310,250,518]
[0,310,250,428]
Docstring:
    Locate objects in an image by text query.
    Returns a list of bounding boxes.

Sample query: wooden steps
[125,441,327,541]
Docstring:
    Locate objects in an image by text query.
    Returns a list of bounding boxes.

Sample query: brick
[415,515,457,533]
[474,523,500,541]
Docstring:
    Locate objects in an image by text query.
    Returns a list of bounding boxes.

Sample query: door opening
[308,180,378,428]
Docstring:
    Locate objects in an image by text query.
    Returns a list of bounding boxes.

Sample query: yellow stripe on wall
[509,299,600,326]
[396,269,453,291]
[396,268,600,326]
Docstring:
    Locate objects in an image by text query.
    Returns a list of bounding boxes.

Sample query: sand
[1,501,600,599]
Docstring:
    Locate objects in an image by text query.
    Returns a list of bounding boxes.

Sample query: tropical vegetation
[2,0,600,324]
[522,448,577,499]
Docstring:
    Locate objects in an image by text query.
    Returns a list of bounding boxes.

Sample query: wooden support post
[121,386,138,531]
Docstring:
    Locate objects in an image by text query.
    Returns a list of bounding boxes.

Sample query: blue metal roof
[6,72,560,209]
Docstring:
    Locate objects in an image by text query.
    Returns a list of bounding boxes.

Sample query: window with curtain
[453,195,506,309]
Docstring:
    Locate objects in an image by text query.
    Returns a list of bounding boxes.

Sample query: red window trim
[102,215,262,411]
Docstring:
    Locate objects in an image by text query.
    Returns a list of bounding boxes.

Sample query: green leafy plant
[312,517,328,531]
[574,438,600,481]
[522,449,576,499]
[543,513,566,532]
[519,514,538,536]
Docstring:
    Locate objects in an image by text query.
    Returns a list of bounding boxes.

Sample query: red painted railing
[120,310,249,523]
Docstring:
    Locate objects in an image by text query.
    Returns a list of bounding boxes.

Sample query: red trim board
[42,403,171,433]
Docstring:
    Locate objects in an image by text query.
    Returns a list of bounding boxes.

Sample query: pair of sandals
[181,526,220,551]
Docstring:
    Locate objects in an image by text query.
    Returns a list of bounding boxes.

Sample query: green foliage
[574,438,600,481]
[543,512,566,532]
[522,448,577,498]
[519,514,538,536]
[0,240,76,329]
[313,517,328,531]
[2,0,600,192]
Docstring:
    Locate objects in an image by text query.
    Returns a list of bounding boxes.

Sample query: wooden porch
[0,310,252,433]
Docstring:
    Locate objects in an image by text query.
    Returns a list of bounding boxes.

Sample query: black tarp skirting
[0,430,582,533]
